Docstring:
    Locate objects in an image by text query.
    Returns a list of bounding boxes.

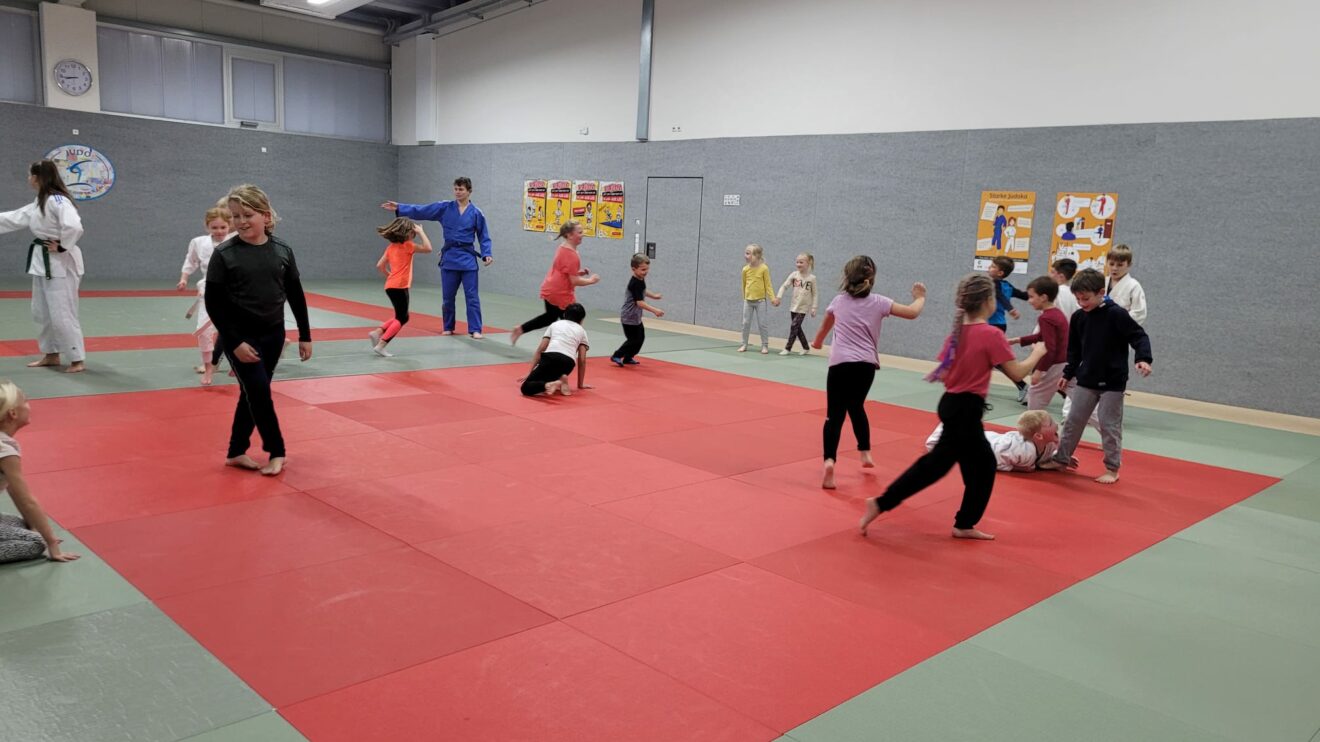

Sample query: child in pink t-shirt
[860,273,1046,541]
[811,256,926,490]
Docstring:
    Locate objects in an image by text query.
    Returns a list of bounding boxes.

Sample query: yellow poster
[522,180,546,232]
[974,190,1035,274]
[1049,192,1117,273]
[571,181,599,237]
[545,179,572,234]
[596,181,625,240]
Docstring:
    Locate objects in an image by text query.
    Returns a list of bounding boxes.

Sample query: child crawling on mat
[520,303,591,397]
[924,409,1060,472]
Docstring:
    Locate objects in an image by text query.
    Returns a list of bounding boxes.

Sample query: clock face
[54,59,93,96]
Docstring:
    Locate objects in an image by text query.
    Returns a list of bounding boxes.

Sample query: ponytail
[926,274,994,383]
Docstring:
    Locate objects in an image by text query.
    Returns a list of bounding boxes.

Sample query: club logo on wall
[43,144,115,201]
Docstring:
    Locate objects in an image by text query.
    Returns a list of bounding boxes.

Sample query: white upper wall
[407,0,1320,143]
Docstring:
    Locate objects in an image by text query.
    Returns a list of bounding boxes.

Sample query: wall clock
[53,59,93,96]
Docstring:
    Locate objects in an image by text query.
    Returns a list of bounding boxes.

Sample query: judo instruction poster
[572,181,599,237]
[545,180,573,234]
[596,181,625,240]
[1049,192,1117,271]
[975,190,1035,274]
[522,180,546,232]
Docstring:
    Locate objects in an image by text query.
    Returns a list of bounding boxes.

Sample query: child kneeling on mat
[925,409,1059,472]
[521,303,591,397]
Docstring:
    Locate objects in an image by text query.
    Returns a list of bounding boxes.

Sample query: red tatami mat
[35,359,1275,738]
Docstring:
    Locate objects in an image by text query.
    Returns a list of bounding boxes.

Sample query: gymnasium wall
[397,117,1320,418]
[0,101,397,281]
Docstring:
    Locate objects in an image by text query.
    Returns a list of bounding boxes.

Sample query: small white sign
[723,194,741,206]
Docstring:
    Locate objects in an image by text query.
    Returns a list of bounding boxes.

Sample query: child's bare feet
[737,345,747,352]
[471,332,484,340]
[442,330,455,336]
[1095,470,1120,484]
[194,365,206,374]
[65,361,85,374]
[225,455,261,470]
[201,364,215,386]
[27,354,60,368]
[261,457,286,476]
[952,527,996,540]
[368,328,383,348]
[860,451,875,468]
[760,347,769,354]
[1037,459,1067,471]
[558,375,573,396]
[859,497,881,535]
[822,459,837,489]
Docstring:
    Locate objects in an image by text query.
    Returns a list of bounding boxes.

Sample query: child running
[511,221,599,344]
[611,254,663,366]
[177,205,232,385]
[812,256,926,489]
[1040,268,1153,484]
[777,252,819,355]
[739,243,779,353]
[860,274,1047,540]
[205,185,312,476]
[925,410,1059,472]
[521,303,591,397]
[0,380,80,563]
[368,217,433,357]
[1007,276,1069,410]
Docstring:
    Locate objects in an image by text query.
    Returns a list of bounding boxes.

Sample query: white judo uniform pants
[32,274,85,362]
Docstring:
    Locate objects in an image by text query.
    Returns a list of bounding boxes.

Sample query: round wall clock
[53,59,93,96]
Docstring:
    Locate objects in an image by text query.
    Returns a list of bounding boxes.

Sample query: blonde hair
[1107,243,1133,265]
[226,184,279,234]
[377,217,416,244]
[798,252,815,271]
[745,243,764,260]
[556,220,582,240]
[1016,410,1053,436]
[0,380,23,419]
[840,255,876,298]
[204,206,230,225]
[926,274,996,383]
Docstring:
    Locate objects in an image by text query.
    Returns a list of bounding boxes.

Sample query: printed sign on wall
[571,181,599,237]
[545,180,573,234]
[595,181,625,240]
[43,144,115,200]
[1049,192,1117,273]
[974,190,1035,274]
[522,180,547,232]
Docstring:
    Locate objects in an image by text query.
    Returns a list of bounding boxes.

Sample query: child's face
[1026,287,1050,311]
[1106,257,1130,280]
[1033,419,1058,446]
[744,248,759,264]
[632,262,650,279]
[795,256,807,272]
[5,393,31,429]
[987,263,1005,279]
[1048,267,1066,285]
[229,202,268,242]
[1074,290,1103,312]
[565,225,584,246]
[206,218,230,241]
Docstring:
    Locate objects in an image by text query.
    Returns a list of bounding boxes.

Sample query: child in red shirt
[1008,276,1069,410]
[510,221,600,344]
[369,218,432,357]
[860,274,1047,541]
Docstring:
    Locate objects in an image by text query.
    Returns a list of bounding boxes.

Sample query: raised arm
[413,225,434,254]
[392,200,447,222]
[890,282,927,320]
[1000,343,1048,382]
[0,203,35,234]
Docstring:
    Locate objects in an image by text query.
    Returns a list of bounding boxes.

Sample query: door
[643,177,704,323]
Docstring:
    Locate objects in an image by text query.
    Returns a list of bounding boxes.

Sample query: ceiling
[341,0,467,29]
[246,0,537,40]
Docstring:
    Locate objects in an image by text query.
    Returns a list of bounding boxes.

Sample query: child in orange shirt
[369,218,432,357]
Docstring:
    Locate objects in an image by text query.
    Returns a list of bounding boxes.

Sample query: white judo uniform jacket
[0,195,87,361]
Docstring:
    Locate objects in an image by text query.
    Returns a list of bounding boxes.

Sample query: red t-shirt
[1017,307,1068,368]
[539,245,581,309]
[941,322,1016,397]
[383,240,416,289]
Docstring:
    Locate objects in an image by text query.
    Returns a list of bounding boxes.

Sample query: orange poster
[974,190,1034,274]
[1049,192,1117,273]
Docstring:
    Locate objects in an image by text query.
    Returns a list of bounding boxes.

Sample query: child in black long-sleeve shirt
[205,184,312,476]
[1040,268,1152,484]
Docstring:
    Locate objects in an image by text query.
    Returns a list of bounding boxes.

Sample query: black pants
[989,322,1026,389]
[614,322,645,361]
[521,351,576,396]
[519,300,564,334]
[224,329,288,458]
[786,312,809,350]
[386,287,410,324]
[876,392,996,529]
[823,362,876,461]
[211,346,223,366]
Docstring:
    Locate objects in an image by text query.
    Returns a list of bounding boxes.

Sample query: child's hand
[176,279,188,291]
[771,298,781,307]
[47,549,81,562]
[413,224,426,236]
[1009,309,1021,320]
[1057,376,1070,392]
[377,264,390,276]
[1135,361,1152,377]
[1006,337,1020,345]
[811,339,824,350]
[653,308,665,318]
[1031,369,1043,385]
[588,274,601,284]
[911,282,927,299]
[653,293,663,300]
[810,309,816,318]
[233,343,260,363]
[298,342,313,362]
[1030,341,1047,357]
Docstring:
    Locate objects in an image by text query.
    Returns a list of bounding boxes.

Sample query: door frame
[643,176,705,324]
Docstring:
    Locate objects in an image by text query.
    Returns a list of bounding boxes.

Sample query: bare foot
[368,328,383,348]
[1037,459,1067,471]
[736,345,747,352]
[859,497,881,535]
[1095,470,1120,484]
[510,327,524,345]
[558,375,573,396]
[952,527,996,540]
[471,332,484,340]
[225,455,261,470]
[760,347,769,354]
[194,365,206,374]
[261,457,286,476]
[442,330,455,336]
[822,459,837,489]
[65,362,85,374]
[200,366,214,386]
[27,354,60,368]
[860,451,875,468]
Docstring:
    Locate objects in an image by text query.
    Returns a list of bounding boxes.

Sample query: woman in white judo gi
[0,161,87,373]
[177,204,232,385]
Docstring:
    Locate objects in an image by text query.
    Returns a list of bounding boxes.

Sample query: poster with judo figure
[974,190,1035,274]
[572,181,599,237]
[1049,192,1117,272]
[522,180,547,232]
[545,180,573,234]
[595,181,625,240]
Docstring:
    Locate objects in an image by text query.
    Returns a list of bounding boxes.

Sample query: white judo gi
[181,234,225,353]
[925,424,1057,472]
[0,196,86,362]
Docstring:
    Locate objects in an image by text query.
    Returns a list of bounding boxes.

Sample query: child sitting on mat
[925,409,1059,472]
[0,380,80,563]
[520,303,591,397]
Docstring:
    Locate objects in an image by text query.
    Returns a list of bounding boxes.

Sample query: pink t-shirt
[826,293,894,367]
[941,322,1016,397]
[539,245,581,309]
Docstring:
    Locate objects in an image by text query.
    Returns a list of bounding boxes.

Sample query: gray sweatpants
[0,513,45,563]
[1053,385,1125,472]
[1027,362,1066,411]
[741,299,769,349]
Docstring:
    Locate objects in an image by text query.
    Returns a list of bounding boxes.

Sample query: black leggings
[786,312,809,351]
[521,351,576,396]
[876,392,996,529]
[989,323,1026,389]
[614,322,645,361]
[224,329,289,459]
[520,300,565,334]
[823,362,876,461]
[386,287,410,324]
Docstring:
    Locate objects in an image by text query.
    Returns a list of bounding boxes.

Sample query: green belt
[27,239,51,280]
